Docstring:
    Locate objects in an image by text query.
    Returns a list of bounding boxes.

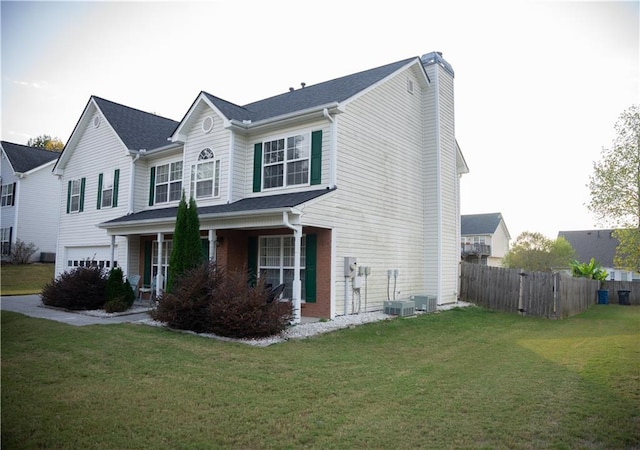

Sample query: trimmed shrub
[41,266,107,310]
[104,296,130,313]
[151,262,224,333]
[151,262,293,338]
[208,271,293,339]
[105,267,135,310]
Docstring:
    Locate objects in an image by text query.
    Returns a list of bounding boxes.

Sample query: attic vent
[93,115,101,128]
[202,116,214,133]
[407,78,414,94]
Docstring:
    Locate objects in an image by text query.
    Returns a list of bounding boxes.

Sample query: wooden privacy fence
[601,280,640,305]
[459,262,601,319]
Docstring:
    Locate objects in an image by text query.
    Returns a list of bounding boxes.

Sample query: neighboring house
[461,213,511,266]
[558,229,640,281]
[53,51,469,322]
[1,141,60,262]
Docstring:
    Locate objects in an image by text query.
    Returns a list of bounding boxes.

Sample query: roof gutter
[97,206,302,230]
[225,102,344,133]
[282,210,303,324]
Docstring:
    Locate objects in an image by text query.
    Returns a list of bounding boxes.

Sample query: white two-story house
[1,141,61,262]
[52,51,469,322]
[461,213,511,267]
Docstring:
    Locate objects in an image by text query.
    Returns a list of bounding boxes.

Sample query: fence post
[518,270,527,315]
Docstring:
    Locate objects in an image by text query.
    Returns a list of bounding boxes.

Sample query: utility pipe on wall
[283,211,302,324]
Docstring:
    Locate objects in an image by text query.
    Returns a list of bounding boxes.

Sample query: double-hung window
[258,235,306,300]
[1,183,14,207]
[67,178,85,213]
[191,149,220,199]
[155,162,183,204]
[97,169,119,209]
[0,227,11,256]
[263,134,310,189]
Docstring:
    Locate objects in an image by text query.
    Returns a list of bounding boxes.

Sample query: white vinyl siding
[55,108,130,277]
[183,107,229,205]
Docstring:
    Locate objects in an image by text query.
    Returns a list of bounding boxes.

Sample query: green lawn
[2,305,639,449]
[0,263,54,295]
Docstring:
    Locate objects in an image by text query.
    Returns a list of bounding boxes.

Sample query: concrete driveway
[1,294,153,326]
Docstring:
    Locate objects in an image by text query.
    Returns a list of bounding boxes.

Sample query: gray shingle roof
[101,188,336,226]
[1,141,60,173]
[558,229,619,267]
[203,57,418,123]
[92,97,179,150]
[461,213,503,235]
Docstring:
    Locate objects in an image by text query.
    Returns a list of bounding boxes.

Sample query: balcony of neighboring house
[461,242,492,264]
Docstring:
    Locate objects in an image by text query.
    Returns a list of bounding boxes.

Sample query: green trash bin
[617,290,631,305]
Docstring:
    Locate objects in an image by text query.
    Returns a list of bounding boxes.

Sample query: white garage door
[65,246,117,270]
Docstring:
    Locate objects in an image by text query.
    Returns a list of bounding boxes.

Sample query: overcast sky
[2,0,638,241]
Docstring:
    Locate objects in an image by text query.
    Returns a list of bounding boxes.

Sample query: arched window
[191,148,220,199]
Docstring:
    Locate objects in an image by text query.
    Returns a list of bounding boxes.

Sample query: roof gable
[92,97,179,150]
[1,141,59,174]
[461,213,504,235]
[200,57,420,125]
[558,229,619,267]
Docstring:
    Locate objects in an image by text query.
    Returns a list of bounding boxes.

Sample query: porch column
[208,229,216,263]
[292,226,302,323]
[109,235,116,270]
[283,211,302,324]
[156,232,163,298]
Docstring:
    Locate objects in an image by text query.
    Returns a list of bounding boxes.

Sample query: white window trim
[258,235,306,300]
[1,183,14,207]
[69,179,82,213]
[261,131,311,191]
[154,161,183,204]
[191,149,221,199]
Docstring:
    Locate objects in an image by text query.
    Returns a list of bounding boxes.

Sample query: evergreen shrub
[41,265,107,310]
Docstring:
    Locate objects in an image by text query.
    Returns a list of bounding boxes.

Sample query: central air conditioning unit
[411,295,437,313]
[383,300,415,317]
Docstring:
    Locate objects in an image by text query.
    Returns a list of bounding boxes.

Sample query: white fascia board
[23,159,57,177]
[54,97,130,175]
[225,102,343,134]
[342,58,426,108]
[170,93,228,143]
[0,148,17,175]
[97,206,302,233]
[456,140,470,174]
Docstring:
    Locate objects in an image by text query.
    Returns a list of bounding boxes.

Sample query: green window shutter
[66,180,72,213]
[310,130,322,185]
[247,236,258,286]
[143,241,152,285]
[305,234,317,303]
[201,238,209,260]
[113,169,120,207]
[11,183,16,206]
[97,173,103,209]
[79,177,86,212]
[252,143,262,193]
[148,167,156,206]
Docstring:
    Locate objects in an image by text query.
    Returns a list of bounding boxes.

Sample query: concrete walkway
[0,294,153,326]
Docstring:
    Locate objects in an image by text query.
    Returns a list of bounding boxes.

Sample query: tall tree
[27,134,64,151]
[587,105,640,271]
[166,193,204,292]
[502,231,576,272]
